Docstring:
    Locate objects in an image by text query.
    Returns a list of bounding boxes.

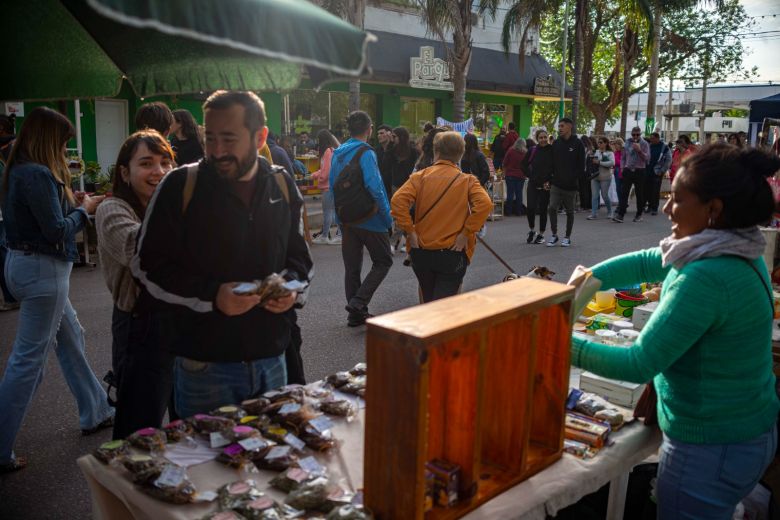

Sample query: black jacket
[132,156,313,362]
[461,151,490,186]
[551,135,586,191]
[375,144,393,196]
[170,136,204,166]
[389,148,419,191]
[528,145,554,187]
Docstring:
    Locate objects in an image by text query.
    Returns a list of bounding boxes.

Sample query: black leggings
[526,185,551,232]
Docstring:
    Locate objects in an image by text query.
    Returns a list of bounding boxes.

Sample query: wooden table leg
[606,471,630,520]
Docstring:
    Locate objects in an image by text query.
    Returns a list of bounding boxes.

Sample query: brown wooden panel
[368,278,573,343]
[364,330,427,519]
[438,334,480,497]
[528,303,571,455]
[480,316,536,472]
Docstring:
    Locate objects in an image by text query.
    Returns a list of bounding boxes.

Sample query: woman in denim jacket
[0,107,113,473]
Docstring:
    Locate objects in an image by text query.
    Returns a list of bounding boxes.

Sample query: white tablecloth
[78,410,660,520]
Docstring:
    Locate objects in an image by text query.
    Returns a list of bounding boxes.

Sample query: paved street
[0,207,671,519]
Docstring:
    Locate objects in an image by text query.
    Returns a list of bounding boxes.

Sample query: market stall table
[77,404,660,520]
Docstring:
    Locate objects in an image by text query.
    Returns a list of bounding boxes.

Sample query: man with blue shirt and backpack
[330,111,393,327]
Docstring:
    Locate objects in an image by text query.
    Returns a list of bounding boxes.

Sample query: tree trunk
[450,11,472,123]
[698,44,710,142]
[666,75,674,141]
[572,0,588,128]
[645,3,663,131]
[346,0,365,113]
[698,75,708,143]
[348,80,361,113]
[619,27,638,139]
[593,113,607,135]
[620,64,631,139]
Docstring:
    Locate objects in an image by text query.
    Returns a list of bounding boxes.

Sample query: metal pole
[75,99,84,192]
[560,0,570,120]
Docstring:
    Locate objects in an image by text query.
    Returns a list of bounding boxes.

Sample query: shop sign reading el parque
[409,47,453,91]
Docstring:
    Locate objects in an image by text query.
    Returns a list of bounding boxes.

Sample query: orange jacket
[391,160,492,261]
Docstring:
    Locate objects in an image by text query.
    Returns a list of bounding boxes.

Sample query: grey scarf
[659,227,766,270]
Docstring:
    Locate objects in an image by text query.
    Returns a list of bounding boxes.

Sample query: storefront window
[285,90,377,143]
[399,98,435,139]
[467,102,512,146]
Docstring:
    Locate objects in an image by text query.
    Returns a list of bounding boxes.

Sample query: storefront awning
[366,31,569,98]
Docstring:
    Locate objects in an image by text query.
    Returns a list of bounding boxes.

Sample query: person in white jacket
[587,136,615,220]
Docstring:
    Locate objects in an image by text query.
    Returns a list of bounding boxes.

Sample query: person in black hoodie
[375,124,394,196]
[526,129,554,244]
[388,126,419,192]
[547,118,585,247]
[132,90,313,418]
[490,127,507,171]
[461,134,490,187]
[169,109,204,165]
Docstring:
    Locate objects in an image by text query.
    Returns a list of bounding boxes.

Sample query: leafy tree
[320,0,367,112]
[418,0,500,122]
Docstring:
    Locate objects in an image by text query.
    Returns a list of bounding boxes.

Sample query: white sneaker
[547,235,559,247]
[328,236,342,245]
[312,235,329,245]
[561,237,572,247]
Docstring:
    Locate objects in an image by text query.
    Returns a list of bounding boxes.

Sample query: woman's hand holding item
[450,232,468,252]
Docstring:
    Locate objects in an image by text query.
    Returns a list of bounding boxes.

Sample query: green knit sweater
[572,247,779,444]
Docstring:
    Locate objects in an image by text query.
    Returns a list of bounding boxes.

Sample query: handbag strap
[414,172,461,225]
[741,257,774,315]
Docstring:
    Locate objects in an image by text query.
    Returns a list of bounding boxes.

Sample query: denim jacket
[2,162,87,262]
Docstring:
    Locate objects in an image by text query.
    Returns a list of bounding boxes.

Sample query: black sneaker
[347,311,373,327]
[533,233,545,244]
[612,214,624,223]
[633,216,643,222]
[346,304,372,327]
[526,230,536,243]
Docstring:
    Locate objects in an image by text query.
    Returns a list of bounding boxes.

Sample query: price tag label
[238,437,268,452]
[297,456,326,476]
[209,431,230,448]
[283,433,306,452]
[266,446,291,459]
[279,403,301,415]
[154,464,186,488]
[194,490,218,502]
[308,416,334,433]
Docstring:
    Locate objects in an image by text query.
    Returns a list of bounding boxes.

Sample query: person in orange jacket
[391,132,492,303]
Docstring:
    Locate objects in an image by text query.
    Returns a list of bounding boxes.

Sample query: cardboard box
[579,371,646,408]
[631,301,659,330]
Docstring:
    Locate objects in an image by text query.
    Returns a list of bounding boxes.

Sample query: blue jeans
[320,190,337,238]
[0,250,113,464]
[505,177,526,214]
[657,424,777,519]
[590,178,612,217]
[174,354,287,418]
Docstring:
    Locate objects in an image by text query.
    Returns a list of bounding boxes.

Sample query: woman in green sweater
[573,143,780,519]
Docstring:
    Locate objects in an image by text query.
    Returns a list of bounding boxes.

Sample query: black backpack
[333,146,378,225]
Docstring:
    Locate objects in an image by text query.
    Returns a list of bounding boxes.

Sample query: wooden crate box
[364,277,573,519]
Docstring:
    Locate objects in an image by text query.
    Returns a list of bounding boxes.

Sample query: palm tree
[418,0,500,122]
[644,0,696,132]
[321,0,366,112]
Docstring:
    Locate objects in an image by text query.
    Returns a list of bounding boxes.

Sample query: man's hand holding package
[263,291,297,314]
[216,283,261,316]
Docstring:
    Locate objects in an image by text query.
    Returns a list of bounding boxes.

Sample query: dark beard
[208,149,257,180]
